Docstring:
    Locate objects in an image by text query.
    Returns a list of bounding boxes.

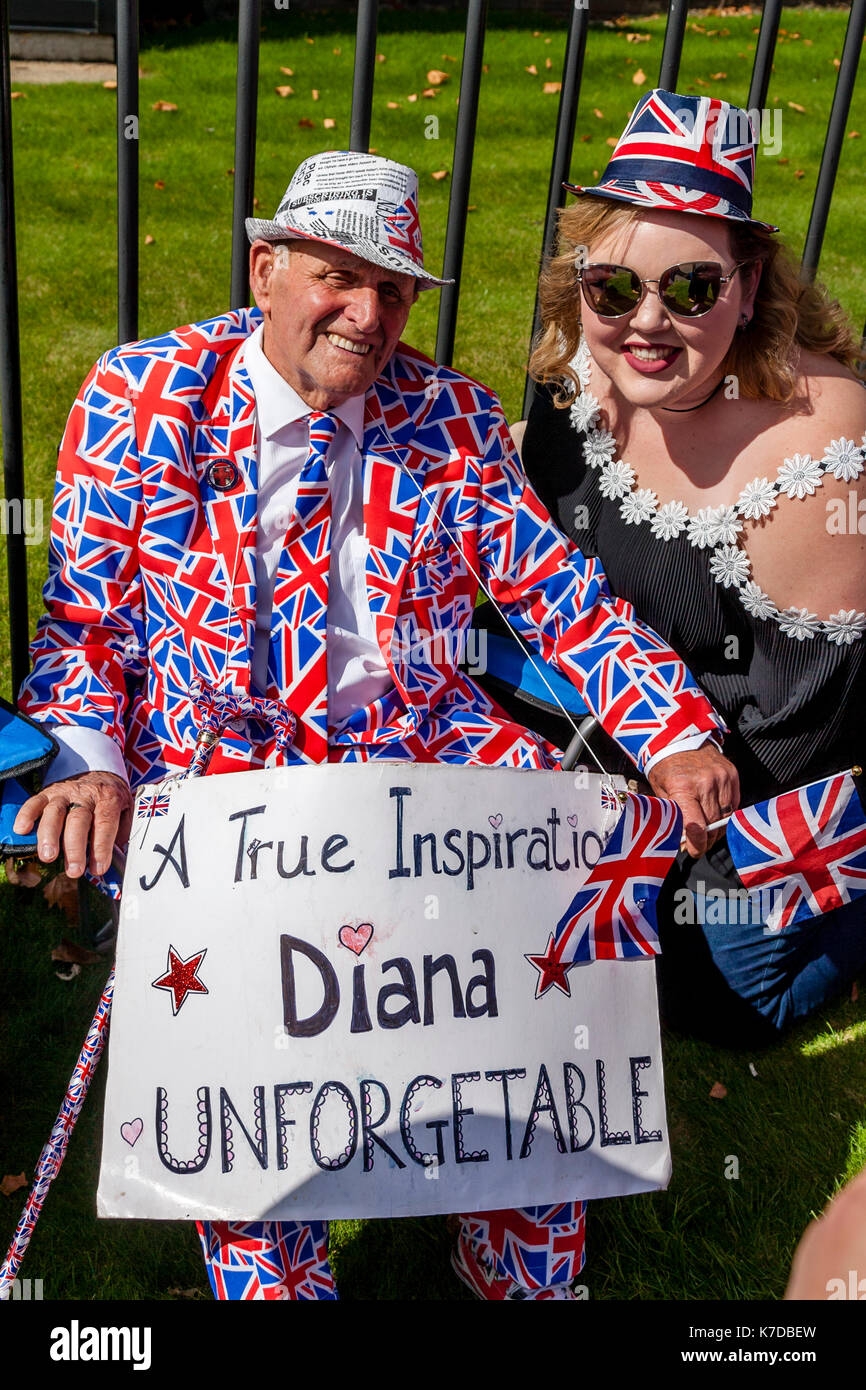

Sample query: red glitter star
[525,934,576,999]
[151,945,209,1015]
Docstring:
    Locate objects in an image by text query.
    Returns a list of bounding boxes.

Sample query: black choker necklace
[661,377,725,413]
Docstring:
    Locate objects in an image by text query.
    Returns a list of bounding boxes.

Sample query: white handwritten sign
[97,765,670,1220]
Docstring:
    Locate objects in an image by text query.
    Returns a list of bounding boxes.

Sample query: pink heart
[338,923,374,956]
[488,814,502,829]
[121,1118,143,1148]
[567,814,578,828]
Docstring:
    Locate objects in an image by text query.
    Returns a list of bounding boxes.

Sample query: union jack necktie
[267,411,338,764]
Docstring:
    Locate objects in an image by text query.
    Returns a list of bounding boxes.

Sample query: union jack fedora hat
[564,89,778,233]
[246,149,453,288]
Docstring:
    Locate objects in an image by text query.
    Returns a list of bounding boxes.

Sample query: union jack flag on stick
[525,793,683,997]
[726,771,866,932]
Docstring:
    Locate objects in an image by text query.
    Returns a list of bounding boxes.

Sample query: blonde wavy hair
[529,198,862,406]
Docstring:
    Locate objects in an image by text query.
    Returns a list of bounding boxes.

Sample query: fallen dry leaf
[710,72,728,80]
[376,53,386,63]
[152,100,178,112]
[44,872,79,925]
[694,78,708,87]
[52,938,103,965]
[427,69,450,86]
[1,1173,27,1197]
[632,68,646,86]
[778,157,789,165]
[421,89,437,99]
[275,85,293,97]
[849,131,861,139]
[592,168,599,178]
[253,197,260,207]
[305,37,314,44]
[543,82,562,94]
[311,89,319,101]
[580,133,592,143]
[280,66,294,76]
[323,118,336,130]
[592,107,604,119]
[832,58,841,69]
[626,32,651,43]
[430,169,449,181]
[225,168,234,177]
[482,64,489,74]
[145,233,155,245]
[467,205,477,212]
[332,48,341,56]
[788,101,806,113]
[793,169,805,179]
[407,93,418,103]
[709,1081,728,1100]
[103,80,117,90]
[298,118,316,129]
[545,58,552,70]
[803,38,813,46]
[605,137,618,147]
[10,91,25,100]
[154,179,165,189]
[525,65,538,76]
[4,857,42,888]
[442,54,456,62]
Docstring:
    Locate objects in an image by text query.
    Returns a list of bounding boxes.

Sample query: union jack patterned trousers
[197,1202,586,1300]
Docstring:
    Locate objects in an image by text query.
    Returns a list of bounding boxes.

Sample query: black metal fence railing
[1,0,864,699]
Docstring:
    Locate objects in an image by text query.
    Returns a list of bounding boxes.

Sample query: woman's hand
[13,771,133,878]
[647,743,740,857]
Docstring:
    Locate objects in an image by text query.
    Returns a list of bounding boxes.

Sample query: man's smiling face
[249,238,418,410]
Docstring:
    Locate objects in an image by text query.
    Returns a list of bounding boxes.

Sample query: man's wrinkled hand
[647,744,740,858]
[13,771,133,879]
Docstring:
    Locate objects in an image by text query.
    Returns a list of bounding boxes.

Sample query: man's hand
[647,744,740,857]
[13,771,133,879]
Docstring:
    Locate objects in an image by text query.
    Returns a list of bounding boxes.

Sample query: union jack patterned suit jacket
[20,309,725,784]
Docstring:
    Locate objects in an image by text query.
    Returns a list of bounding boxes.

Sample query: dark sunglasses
[577,260,749,319]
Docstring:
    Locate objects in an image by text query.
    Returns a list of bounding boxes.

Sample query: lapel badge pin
[206,460,240,491]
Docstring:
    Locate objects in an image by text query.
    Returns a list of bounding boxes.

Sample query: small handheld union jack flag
[525,793,683,997]
[136,792,171,819]
[727,771,866,932]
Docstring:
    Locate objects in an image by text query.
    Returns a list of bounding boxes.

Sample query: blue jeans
[656,882,866,1044]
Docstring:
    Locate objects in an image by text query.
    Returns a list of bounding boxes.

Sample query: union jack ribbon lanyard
[0,685,295,1300]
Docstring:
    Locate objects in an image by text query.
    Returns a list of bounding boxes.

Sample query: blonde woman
[521,89,866,1043]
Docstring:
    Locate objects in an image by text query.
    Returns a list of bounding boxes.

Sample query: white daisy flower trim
[778,607,821,641]
[620,488,658,525]
[598,459,636,500]
[583,426,617,470]
[651,500,690,541]
[708,504,742,546]
[569,391,600,434]
[737,477,777,520]
[687,507,722,550]
[777,453,823,500]
[824,609,866,645]
[574,339,593,391]
[739,581,777,620]
[821,438,864,484]
[561,363,864,644]
[709,544,751,589]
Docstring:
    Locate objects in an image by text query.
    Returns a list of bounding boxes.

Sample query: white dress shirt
[44,325,711,783]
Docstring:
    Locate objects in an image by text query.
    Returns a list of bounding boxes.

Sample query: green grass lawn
[1,5,865,1301]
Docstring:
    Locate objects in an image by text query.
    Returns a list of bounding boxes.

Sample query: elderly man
[16,151,736,1300]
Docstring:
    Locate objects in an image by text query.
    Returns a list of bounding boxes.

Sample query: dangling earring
[738,312,752,331]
